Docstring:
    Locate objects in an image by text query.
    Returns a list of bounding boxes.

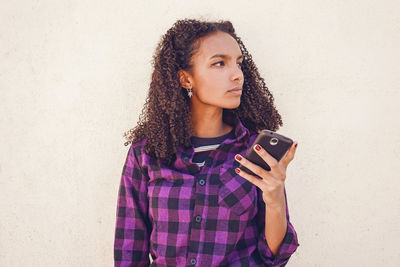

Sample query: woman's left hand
[234,141,298,207]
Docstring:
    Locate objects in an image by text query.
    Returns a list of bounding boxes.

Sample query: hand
[234,141,298,207]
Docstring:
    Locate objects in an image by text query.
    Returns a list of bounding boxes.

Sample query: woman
[114,18,299,266]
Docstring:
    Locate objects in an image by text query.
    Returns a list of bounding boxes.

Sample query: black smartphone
[239,130,293,177]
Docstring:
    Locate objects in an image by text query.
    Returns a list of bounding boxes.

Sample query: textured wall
[1,0,399,266]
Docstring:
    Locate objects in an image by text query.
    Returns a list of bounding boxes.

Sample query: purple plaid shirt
[114,112,299,266]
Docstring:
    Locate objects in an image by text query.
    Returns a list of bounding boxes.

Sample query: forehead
[193,31,242,61]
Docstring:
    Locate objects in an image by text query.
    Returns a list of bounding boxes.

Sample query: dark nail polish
[235,154,242,161]
[255,144,261,151]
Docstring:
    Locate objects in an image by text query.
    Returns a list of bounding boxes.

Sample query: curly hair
[123,18,283,167]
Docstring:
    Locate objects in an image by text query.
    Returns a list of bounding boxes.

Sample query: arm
[114,145,152,267]
[257,187,299,266]
[234,140,300,266]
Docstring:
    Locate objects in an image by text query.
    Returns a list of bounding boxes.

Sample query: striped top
[190,127,236,167]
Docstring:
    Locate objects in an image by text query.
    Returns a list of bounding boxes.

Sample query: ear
[178,70,192,89]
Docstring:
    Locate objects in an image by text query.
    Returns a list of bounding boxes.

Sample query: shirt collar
[173,110,252,171]
[222,109,251,145]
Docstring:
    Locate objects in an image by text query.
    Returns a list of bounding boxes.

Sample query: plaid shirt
[114,112,299,266]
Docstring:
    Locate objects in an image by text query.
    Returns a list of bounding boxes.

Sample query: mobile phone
[239,130,293,177]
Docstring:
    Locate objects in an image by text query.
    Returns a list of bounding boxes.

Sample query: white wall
[1,0,399,266]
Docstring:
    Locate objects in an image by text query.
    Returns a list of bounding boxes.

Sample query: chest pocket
[218,160,257,216]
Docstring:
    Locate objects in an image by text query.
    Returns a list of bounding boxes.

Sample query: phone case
[239,130,293,177]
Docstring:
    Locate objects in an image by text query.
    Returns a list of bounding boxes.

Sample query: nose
[231,64,244,84]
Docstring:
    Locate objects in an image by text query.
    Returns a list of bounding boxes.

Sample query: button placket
[194,215,202,223]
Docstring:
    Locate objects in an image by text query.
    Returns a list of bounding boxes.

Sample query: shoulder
[247,128,259,145]
[248,128,259,137]
[126,138,151,172]
[128,138,147,158]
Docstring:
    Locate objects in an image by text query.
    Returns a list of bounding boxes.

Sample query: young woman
[114,19,299,266]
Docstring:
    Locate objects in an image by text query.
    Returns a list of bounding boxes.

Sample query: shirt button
[182,156,189,162]
[198,179,205,186]
[190,258,197,265]
[195,215,202,223]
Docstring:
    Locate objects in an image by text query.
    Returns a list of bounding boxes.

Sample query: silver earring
[187,86,193,98]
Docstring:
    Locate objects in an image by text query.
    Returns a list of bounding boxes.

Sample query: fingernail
[235,154,242,161]
[254,144,261,151]
[235,168,240,174]
[294,142,298,148]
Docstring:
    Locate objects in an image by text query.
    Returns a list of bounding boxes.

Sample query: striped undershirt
[190,127,236,167]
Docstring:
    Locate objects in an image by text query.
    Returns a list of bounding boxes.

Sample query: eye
[237,62,243,68]
[212,61,224,67]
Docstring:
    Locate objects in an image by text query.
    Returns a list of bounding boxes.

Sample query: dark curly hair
[123,18,283,166]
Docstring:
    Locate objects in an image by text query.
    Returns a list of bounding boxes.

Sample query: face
[179,31,244,109]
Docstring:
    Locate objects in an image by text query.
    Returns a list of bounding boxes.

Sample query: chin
[222,100,241,109]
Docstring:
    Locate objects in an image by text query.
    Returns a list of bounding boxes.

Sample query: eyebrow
[209,54,243,60]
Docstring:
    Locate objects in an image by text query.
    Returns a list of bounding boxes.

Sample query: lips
[227,87,243,95]
[228,87,242,92]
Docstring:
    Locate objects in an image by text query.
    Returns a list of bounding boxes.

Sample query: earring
[187,85,193,98]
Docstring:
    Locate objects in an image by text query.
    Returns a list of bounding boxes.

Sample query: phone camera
[270,137,279,146]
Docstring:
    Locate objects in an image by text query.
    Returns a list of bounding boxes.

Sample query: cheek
[196,73,224,96]
[196,87,215,103]
[208,70,226,87]
[197,84,223,101]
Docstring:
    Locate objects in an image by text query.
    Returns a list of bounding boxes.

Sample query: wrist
[264,192,286,211]
[266,200,286,212]
[262,187,286,208]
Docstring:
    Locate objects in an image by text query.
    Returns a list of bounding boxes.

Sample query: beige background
[1,0,399,266]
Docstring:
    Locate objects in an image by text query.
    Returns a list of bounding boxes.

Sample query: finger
[234,167,264,189]
[234,154,272,181]
[281,141,298,167]
[252,144,279,171]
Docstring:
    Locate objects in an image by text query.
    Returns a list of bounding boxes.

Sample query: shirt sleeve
[114,144,152,267]
[256,186,300,267]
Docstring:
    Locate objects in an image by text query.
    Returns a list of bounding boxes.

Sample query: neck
[190,105,232,138]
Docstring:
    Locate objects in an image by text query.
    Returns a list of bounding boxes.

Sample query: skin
[234,142,298,256]
[178,30,299,256]
[178,31,244,138]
